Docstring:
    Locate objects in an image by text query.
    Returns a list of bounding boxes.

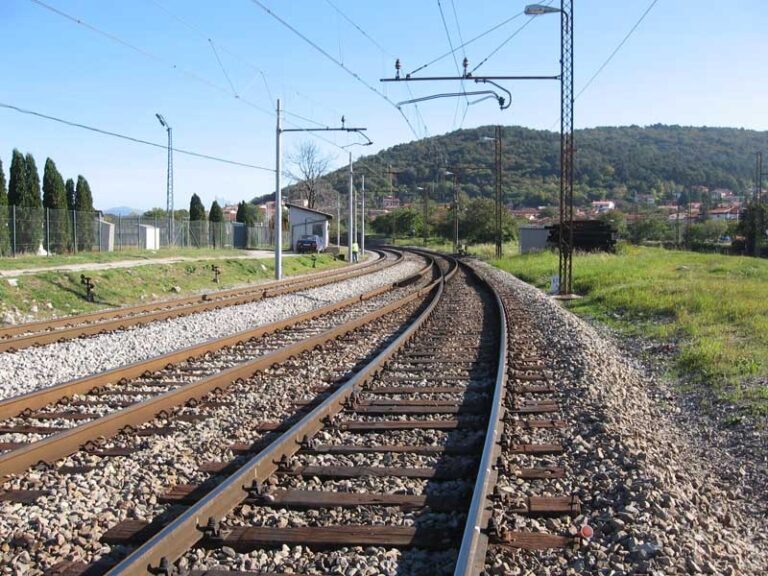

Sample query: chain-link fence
[0,207,279,256]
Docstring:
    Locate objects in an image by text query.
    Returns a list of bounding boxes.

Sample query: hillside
[312,124,768,209]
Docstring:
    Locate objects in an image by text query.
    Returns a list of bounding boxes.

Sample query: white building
[286,203,332,251]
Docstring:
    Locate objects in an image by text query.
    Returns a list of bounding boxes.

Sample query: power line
[470,0,552,75]
[436,0,468,129]
[0,102,274,172]
[247,0,420,139]
[316,0,432,139]
[408,11,525,76]
[575,0,661,100]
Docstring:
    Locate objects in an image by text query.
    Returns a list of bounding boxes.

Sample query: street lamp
[525,1,574,296]
[155,113,174,247]
[524,4,561,15]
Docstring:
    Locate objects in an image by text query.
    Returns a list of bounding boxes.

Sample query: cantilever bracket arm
[397,89,509,111]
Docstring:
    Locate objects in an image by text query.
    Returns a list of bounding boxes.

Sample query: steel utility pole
[156,113,174,247]
[275,102,370,278]
[361,174,366,257]
[494,125,503,258]
[348,152,354,262]
[558,0,575,295]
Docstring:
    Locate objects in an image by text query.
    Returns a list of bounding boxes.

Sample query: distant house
[286,203,332,251]
[709,206,740,221]
[591,200,615,213]
[382,196,401,210]
[222,204,239,222]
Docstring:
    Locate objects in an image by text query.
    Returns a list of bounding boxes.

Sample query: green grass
[0,248,266,271]
[0,254,342,319]
[392,237,519,257]
[492,245,768,415]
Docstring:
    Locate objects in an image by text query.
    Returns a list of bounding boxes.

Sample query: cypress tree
[209,201,223,248]
[65,178,76,211]
[0,158,9,256]
[189,194,206,220]
[188,193,207,247]
[10,153,43,253]
[235,201,247,224]
[65,178,77,251]
[42,158,70,253]
[209,201,223,222]
[74,175,95,251]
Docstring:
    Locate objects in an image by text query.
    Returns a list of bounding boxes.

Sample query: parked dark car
[296,234,325,253]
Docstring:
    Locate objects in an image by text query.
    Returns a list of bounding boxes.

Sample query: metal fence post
[12,205,16,256]
[73,210,78,254]
[118,215,122,251]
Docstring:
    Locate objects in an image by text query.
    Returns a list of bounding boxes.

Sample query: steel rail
[0,253,430,423]
[0,250,394,352]
[104,256,459,576]
[0,258,439,478]
[453,263,508,576]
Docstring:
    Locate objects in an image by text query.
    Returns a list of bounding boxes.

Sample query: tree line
[316,124,768,209]
[0,150,95,255]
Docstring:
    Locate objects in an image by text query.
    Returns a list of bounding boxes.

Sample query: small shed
[286,203,332,251]
[519,226,550,254]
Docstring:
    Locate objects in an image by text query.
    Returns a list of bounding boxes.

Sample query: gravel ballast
[0,259,424,402]
[469,260,767,576]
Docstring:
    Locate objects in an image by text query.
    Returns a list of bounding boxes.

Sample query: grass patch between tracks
[0,254,343,321]
[491,245,768,416]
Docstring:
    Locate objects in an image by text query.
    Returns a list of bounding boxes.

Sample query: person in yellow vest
[352,240,360,263]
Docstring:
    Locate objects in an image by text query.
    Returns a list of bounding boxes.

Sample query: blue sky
[1,0,767,211]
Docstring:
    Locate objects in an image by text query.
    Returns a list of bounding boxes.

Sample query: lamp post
[155,113,174,247]
[526,2,574,295]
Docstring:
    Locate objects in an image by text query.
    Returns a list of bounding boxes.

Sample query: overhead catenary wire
[32,0,350,152]
[247,0,420,140]
[575,0,661,100]
[408,10,526,77]
[0,102,275,172]
[317,0,431,139]
[436,0,469,129]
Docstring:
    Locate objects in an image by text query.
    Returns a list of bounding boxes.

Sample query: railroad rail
[0,249,397,353]
[46,253,507,576]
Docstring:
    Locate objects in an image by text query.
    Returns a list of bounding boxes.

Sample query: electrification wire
[408,11,525,76]
[247,0,420,139]
[0,102,274,171]
[29,0,274,118]
[436,0,468,129]
[469,0,552,75]
[317,0,431,139]
[33,0,349,151]
[448,0,472,128]
[208,39,239,97]
[575,0,660,100]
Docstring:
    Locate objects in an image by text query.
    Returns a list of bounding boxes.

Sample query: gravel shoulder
[0,258,424,402]
[471,260,767,576]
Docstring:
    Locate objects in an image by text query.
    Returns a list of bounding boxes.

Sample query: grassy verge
[0,254,343,321]
[492,245,768,415]
[0,248,268,271]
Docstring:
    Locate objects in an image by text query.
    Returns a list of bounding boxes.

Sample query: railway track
[0,250,396,353]
[21,254,506,576]
[0,252,435,479]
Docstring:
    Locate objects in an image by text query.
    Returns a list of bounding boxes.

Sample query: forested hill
[320,124,768,208]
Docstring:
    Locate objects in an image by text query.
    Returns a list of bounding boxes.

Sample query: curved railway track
[0,252,435,479]
[27,253,507,576]
[0,250,397,353]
